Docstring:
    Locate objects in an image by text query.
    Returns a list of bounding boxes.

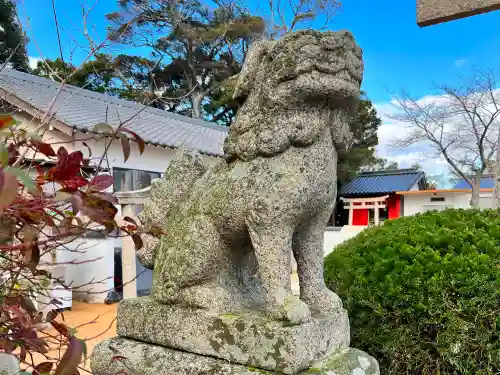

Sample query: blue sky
[18,0,500,179]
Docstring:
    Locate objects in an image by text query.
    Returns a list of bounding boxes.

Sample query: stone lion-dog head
[223,29,364,162]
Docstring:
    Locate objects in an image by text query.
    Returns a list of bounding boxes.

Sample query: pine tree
[106,0,265,124]
[0,0,29,72]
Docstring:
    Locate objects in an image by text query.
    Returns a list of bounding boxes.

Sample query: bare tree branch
[389,69,500,207]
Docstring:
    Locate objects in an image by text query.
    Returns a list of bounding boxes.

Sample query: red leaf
[120,128,145,155]
[120,134,131,162]
[80,193,118,229]
[67,151,84,170]
[33,361,54,375]
[0,115,15,129]
[57,147,69,163]
[46,310,59,321]
[123,216,137,225]
[132,233,143,250]
[32,141,56,157]
[92,191,118,204]
[51,320,70,337]
[55,337,84,375]
[7,143,19,166]
[0,339,17,353]
[61,176,88,192]
[20,346,27,362]
[89,174,114,191]
[47,148,84,185]
[0,168,18,209]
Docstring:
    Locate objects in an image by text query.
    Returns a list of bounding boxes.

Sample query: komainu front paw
[269,294,311,325]
[302,287,343,314]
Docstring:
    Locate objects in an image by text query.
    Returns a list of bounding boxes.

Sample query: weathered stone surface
[417,0,500,26]
[137,30,363,325]
[90,29,379,375]
[0,353,20,375]
[137,149,206,269]
[117,297,350,374]
[305,347,379,375]
[90,338,379,375]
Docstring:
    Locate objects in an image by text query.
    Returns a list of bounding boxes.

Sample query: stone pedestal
[91,338,379,375]
[90,297,379,375]
[116,297,349,373]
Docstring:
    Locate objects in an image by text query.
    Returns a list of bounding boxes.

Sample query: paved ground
[63,301,118,359]
[25,302,118,373]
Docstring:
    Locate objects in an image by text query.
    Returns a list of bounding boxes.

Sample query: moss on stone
[246,366,274,374]
[304,368,321,374]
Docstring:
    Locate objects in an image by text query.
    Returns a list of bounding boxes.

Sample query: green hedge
[324,209,500,375]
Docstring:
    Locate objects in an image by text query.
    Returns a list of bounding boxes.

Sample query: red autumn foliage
[0,114,151,375]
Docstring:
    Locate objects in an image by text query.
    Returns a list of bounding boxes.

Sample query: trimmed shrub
[324,209,500,375]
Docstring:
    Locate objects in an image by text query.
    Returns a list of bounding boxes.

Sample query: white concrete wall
[59,235,116,303]
[403,191,493,216]
[292,226,367,294]
[323,226,367,256]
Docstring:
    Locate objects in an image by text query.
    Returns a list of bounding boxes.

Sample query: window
[113,168,161,192]
[430,197,445,202]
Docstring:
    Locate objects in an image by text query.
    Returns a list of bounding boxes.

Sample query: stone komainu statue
[138,30,363,324]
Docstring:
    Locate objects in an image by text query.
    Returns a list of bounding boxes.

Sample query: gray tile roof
[0,68,228,157]
[341,169,426,197]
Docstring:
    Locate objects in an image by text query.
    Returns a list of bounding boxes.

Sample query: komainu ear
[233,39,270,101]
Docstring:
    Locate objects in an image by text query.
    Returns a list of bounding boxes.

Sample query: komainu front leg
[293,207,343,314]
[246,202,311,325]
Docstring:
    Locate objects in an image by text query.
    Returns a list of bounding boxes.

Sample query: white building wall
[323,226,366,256]
[402,191,493,216]
[59,234,116,303]
[42,129,220,174]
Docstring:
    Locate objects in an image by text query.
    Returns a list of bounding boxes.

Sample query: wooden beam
[341,195,389,203]
[417,0,500,27]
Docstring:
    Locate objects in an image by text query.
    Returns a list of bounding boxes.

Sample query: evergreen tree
[0,0,29,72]
[337,93,382,185]
[106,0,265,124]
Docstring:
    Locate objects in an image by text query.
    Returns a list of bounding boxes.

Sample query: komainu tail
[137,149,206,269]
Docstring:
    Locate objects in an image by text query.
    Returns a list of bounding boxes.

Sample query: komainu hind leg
[150,215,241,312]
[292,205,343,314]
[246,200,311,324]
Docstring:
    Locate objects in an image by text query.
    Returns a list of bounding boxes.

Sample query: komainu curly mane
[223,30,363,162]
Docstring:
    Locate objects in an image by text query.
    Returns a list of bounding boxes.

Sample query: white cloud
[373,99,453,178]
[454,58,467,68]
[28,56,42,70]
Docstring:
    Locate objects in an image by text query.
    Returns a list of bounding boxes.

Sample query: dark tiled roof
[341,169,426,197]
[0,69,228,157]
[454,175,494,189]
